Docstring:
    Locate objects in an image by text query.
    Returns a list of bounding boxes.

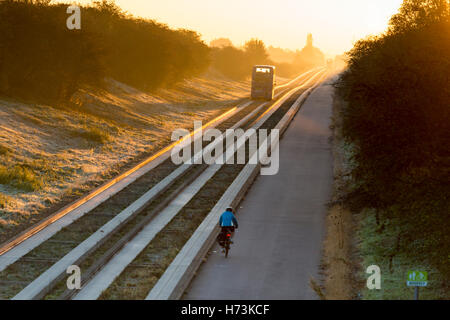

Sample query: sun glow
[56,0,403,55]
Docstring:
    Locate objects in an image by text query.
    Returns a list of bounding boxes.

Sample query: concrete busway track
[147,72,329,300]
[2,69,324,300]
[0,67,319,268]
[184,75,335,299]
[70,71,325,300]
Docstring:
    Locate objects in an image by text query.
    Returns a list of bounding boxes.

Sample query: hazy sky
[61,0,404,56]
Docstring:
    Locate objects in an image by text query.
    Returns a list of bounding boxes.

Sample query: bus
[251,65,276,101]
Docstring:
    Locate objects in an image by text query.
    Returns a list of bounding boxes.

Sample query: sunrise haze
[58,0,403,55]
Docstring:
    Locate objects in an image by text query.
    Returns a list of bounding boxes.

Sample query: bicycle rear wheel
[225,241,230,258]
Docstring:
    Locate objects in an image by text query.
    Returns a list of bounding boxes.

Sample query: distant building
[306,33,313,48]
[293,34,325,69]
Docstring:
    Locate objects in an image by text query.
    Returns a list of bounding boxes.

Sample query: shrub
[210,46,250,80]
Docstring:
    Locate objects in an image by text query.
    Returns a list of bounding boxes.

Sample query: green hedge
[337,0,450,284]
[0,0,210,103]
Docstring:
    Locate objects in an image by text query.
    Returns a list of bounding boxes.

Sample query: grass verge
[322,89,449,300]
[358,208,448,300]
[321,90,361,300]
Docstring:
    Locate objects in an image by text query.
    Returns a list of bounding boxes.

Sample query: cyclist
[218,207,238,249]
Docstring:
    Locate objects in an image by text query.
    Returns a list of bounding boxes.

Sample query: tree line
[0,0,327,105]
[210,35,325,80]
[337,0,449,278]
[0,0,211,103]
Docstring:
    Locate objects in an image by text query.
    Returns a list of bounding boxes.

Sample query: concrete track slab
[183,79,335,300]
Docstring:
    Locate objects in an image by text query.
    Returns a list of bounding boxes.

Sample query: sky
[60,0,404,56]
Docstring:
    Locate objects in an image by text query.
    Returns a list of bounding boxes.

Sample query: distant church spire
[306,33,313,48]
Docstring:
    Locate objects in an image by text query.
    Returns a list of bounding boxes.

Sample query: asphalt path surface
[184,79,335,299]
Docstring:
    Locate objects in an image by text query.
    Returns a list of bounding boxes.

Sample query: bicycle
[218,228,233,258]
[223,231,232,258]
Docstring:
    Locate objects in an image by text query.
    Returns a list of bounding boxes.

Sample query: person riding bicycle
[218,207,238,247]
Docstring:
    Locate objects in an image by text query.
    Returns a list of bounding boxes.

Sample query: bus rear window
[255,67,272,73]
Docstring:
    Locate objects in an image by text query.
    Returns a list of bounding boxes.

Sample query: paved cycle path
[183,78,335,299]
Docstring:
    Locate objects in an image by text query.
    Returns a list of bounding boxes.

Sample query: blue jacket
[219,211,238,228]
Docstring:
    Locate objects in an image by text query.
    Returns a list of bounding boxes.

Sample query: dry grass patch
[322,205,359,299]
[0,192,13,209]
[319,90,362,300]
[0,144,11,156]
[74,126,113,145]
[0,164,44,192]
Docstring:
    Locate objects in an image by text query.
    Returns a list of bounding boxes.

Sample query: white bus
[251,65,275,100]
